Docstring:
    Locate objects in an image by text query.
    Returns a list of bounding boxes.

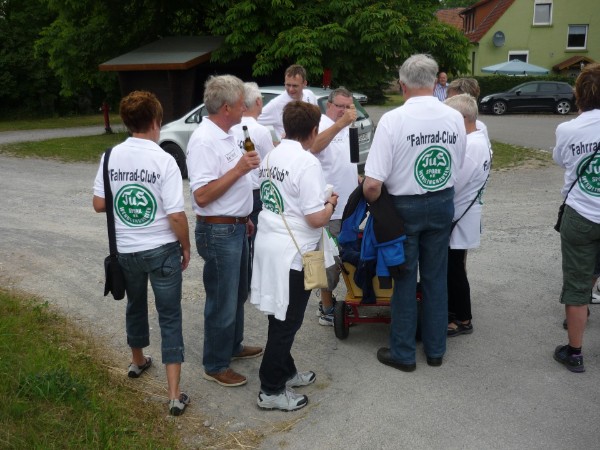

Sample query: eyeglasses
[331,102,353,110]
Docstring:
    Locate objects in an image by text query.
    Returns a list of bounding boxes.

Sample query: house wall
[470,0,598,75]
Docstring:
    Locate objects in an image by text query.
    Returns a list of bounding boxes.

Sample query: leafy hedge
[473,75,575,99]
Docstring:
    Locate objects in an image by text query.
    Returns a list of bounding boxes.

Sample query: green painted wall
[469,0,598,75]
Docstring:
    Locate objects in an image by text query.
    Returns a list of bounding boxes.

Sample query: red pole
[102,102,112,133]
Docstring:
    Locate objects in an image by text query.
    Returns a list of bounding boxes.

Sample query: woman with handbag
[93,91,192,415]
[552,63,600,373]
[250,101,338,411]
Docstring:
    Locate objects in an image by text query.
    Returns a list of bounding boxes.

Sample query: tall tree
[207,0,470,94]
[36,0,207,102]
[34,0,470,109]
[0,0,59,116]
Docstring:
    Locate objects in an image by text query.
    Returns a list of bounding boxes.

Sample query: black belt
[196,215,249,224]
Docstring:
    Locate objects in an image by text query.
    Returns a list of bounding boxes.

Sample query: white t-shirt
[553,109,600,223]
[187,117,253,217]
[316,114,359,220]
[258,89,318,140]
[251,140,326,319]
[93,137,184,253]
[365,96,467,195]
[476,119,491,148]
[231,117,275,190]
[450,129,492,249]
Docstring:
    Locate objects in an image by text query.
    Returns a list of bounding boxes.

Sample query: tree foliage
[0,0,59,116]
[439,0,479,8]
[1,0,471,115]
[208,0,470,94]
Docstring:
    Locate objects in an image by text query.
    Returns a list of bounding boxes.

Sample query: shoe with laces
[169,392,190,416]
[286,371,316,388]
[127,355,152,378]
[318,307,334,326]
[553,345,585,373]
[257,387,308,411]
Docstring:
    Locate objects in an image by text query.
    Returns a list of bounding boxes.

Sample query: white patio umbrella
[481,60,549,75]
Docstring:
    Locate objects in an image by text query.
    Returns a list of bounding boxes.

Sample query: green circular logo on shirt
[577,154,600,197]
[414,146,452,190]
[115,184,157,227]
[260,180,284,214]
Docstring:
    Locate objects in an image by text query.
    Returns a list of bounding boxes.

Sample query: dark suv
[479,81,574,115]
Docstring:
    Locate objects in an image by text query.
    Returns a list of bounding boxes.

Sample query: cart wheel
[334,300,349,339]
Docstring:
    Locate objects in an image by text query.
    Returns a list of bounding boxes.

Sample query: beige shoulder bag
[265,153,328,290]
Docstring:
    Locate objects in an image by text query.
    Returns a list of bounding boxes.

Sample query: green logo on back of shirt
[577,154,600,197]
[115,184,157,227]
[260,180,284,214]
[414,146,452,190]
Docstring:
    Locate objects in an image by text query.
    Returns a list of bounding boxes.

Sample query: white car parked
[159,86,374,178]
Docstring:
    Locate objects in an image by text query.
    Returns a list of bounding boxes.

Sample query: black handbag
[555,146,600,233]
[102,147,126,300]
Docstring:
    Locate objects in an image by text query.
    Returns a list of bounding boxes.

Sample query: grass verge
[0,115,121,132]
[0,134,553,170]
[0,288,182,449]
[0,288,302,449]
[0,132,129,163]
[490,140,553,170]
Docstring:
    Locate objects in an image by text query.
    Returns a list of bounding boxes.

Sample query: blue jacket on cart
[338,183,406,303]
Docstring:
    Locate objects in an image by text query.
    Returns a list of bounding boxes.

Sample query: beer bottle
[242,125,255,152]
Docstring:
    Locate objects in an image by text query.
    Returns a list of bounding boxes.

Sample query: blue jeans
[118,241,184,364]
[195,221,249,373]
[389,188,454,364]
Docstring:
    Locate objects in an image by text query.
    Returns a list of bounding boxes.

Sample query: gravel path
[2,149,599,448]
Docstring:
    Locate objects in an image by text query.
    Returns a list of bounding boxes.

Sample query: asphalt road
[364,106,573,152]
[1,112,598,449]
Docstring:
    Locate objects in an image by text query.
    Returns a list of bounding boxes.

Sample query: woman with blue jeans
[93,91,191,415]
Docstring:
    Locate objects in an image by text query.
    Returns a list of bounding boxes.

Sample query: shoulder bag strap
[265,153,323,254]
[451,145,493,232]
[103,147,118,256]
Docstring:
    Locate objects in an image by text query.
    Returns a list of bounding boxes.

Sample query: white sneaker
[286,371,316,388]
[257,387,308,411]
[592,286,600,304]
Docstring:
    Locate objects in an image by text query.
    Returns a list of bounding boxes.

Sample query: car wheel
[492,100,507,115]
[161,143,188,179]
[555,100,571,115]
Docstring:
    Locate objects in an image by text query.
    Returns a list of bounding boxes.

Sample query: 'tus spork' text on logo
[577,154,600,197]
[115,184,157,227]
[414,146,452,190]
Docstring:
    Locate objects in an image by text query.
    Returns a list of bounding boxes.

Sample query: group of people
[363,54,491,372]
[93,63,352,414]
[92,54,598,417]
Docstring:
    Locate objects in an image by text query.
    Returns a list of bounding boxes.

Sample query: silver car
[159,86,374,178]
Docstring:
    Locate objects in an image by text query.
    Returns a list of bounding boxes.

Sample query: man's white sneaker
[592,286,600,304]
[257,387,308,411]
[286,371,316,388]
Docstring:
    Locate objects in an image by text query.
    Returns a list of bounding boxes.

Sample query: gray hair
[447,78,481,99]
[327,86,353,103]
[243,82,262,108]
[399,54,438,90]
[203,75,245,114]
[444,93,478,123]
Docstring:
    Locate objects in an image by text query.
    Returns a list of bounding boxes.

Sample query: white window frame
[533,0,552,26]
[508,51,529,63]
[567,24,588,50]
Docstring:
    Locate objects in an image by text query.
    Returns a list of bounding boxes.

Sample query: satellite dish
[493,31,505,47]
